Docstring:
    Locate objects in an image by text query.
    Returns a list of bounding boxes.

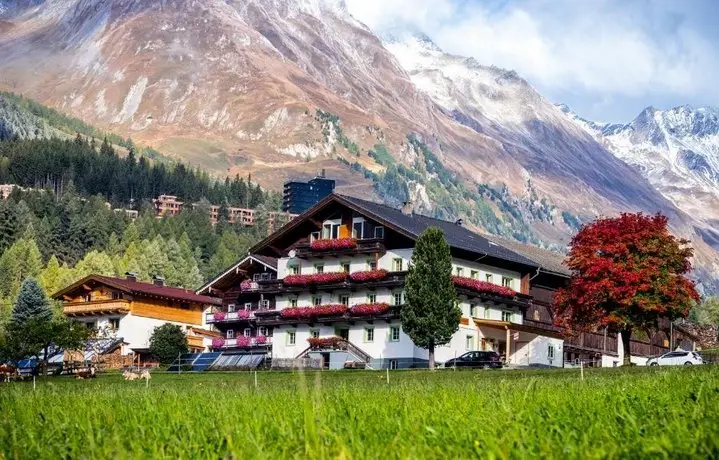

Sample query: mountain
[0,0,717,290]
[560,104,719,252]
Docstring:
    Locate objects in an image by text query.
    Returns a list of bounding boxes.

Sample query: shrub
[452,276,516,297]
[149,324,190,364]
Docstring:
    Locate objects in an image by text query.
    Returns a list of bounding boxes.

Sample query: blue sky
[345,0,719,123]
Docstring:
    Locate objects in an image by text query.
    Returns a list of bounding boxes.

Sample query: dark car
[444,351,503,369]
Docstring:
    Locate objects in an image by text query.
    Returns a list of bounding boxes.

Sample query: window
[289,297,298,307]
[389,326,400,342]
[84,294,92,302]
[484,308,491,319]
[86,321,96,330]
[466,335,474,350]
[486,274,493,283]
[389,359,398,370]
[341,261,351,273]
[392,258,403,272]
[227,304,236,312]
[109,318,120,330]
[469,303,477,317]
[322,222,340,239]
[339,294,350,306]
[287,330,296,346]
[502,311,513,322]
[547,344,555,360]
[533,310,540,321]
[367,259,378,271]
[310,231,320,242]
[367,293,377,304]
[288,264,300,275]
[455,267,464,277]
[310,329,320,339]
[112,291,123,300]
[258,326,267,336]
[502,277,513,289]
[374,226,385,239]
[244,302,252,310]
[227,329,235,339]
[470,270,479,280]
[393,292,403,306]
[244,328,252,337]
[352,221,364,239]
[314,263,324,274]
[365,327,375,342]
[312,296,323,306]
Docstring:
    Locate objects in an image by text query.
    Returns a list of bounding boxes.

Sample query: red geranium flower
[350,303,390,316]
[350,269,389,282]
[283,272,348,286]
[452,276,516,297]
[310,238,357,251]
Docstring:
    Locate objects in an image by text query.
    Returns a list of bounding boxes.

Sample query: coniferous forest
[0,135,281,322]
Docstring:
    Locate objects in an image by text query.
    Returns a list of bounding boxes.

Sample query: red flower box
[452,276,516,297]
[310,238,357,251]
[240,279,255,291]
[212,337,225,349]
[283,272,349,286]
[350,269,389,282]
[255,335,267,345]
[236,336,251,347]
[237,310,250,319]
[307,336,344,349]
[213,311,226,321]
[280,304,349,319]
[350,303,391,316]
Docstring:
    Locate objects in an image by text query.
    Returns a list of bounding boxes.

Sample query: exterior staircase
[295,337,372,368]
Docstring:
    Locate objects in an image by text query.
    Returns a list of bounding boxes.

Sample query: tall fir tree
[401,227,460,369]
[11,278,53,327]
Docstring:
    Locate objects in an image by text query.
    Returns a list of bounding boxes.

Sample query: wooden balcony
[221,337,273,348]
[63,300,131,317]
[256,305,402,326]
[205,306,276,324]
[187,335,204,349]
[292,238,386,259]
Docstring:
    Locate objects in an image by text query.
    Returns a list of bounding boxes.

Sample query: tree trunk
[428,343,435,370]
[620,328,632,367]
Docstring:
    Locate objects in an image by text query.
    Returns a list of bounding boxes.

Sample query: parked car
[444,351,503,369]
[647,350,703,366]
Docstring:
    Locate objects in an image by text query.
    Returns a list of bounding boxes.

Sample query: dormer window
[322,222,340,239]
[310,231,320,242]
[374,226,384,239]
[352,219,365,239]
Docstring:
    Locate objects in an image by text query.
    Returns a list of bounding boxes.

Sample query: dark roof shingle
[337,194,539,268]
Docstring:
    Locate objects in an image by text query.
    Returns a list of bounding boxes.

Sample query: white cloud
[345,0,719,110]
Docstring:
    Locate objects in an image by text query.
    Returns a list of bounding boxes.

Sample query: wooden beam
[505,327,511,364]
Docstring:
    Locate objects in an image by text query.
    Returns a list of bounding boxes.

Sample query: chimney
[125,272,138,282]
[320,168,326,178]
[152,275,165,287]
[401,201,413,216]
[455,218,463,227]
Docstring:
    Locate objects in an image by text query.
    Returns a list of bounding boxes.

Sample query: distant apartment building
[282,173,335,214]
[153,195,184,217]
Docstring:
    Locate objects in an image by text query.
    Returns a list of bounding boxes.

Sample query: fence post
[254,370,258,389]
[386,366,389,385]
[178,352,181,375]
[33,375,36,391]
[580,361,584,381]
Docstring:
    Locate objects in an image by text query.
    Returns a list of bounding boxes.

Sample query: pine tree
[401,227,460,369]
[11,278,53,327]
[74,250,115,278]
[39,255,63,296]
[0,237,43,299]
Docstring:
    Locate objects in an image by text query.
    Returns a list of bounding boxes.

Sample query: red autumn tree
[553,213,699,365]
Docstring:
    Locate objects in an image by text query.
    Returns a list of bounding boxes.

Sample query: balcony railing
[187,335,204,349]
[63,300,131,316]
[292,238,385,258]
[206,306,276,324]
[221,337,274,348]
[256,305,402,326]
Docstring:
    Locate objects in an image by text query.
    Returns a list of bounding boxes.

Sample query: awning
[473,319,564,339]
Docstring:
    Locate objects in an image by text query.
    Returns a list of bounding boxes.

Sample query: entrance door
[336,327,349,340]
[321,352,331,369]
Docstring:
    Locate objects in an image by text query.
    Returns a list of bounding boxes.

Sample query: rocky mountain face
[561,104,719,254]
[0,0,717,290]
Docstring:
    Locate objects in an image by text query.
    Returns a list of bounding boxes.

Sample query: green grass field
[1,367,718,459]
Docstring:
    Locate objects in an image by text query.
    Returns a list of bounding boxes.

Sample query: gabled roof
[196,254,278,295]
[53,275,222,305]
[250,193,539,269]
[485,235,571,277]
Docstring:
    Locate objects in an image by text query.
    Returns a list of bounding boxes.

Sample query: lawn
[1,367,718,459]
